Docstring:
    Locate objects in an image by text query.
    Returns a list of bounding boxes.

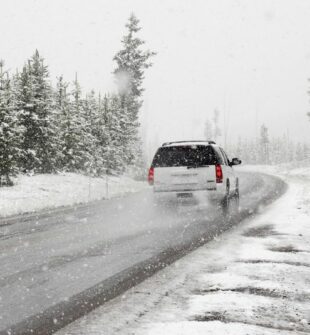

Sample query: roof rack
[162,140,216,147]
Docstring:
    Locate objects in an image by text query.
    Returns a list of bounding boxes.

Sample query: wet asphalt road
[0,171,286,334]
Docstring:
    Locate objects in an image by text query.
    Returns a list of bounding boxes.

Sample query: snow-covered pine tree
[101,94,114,174]
[82,90,100,175]
[235,136,243,159]
[89,93,108,176]
[251,138,259,164]
[16,62,36,171]
[204,118,213,141]
[241,139,251,164]
[0,61,21,185]
[212,109,221,142]
[54,75,72,170]
[259,124,270,164]
[66,75,89,172]
[271,137,282,165]
[303,143,310,161]
[17,50,58,173]
[295,142,303,162]
[279,134,288,163]
[103,94,125,174]
[113,13,155,168]
[287,140,295,162]
[307,78,310,120]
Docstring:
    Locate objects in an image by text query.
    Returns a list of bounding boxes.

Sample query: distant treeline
[204,112,310,165]
[0,14,155,186]
[229,124,310,165]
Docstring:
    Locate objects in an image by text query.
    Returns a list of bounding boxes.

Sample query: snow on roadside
[57,165,310,335]
[0,173,147,218]
[237,160,310,179]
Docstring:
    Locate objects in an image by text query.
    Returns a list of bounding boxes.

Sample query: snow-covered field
[0,173,146,218]
[57,164,310,335]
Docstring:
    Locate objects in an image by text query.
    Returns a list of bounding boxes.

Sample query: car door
[220,147,237,192]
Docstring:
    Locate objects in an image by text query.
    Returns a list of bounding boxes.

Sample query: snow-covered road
[55,166,310,335]
[0,171,285,334]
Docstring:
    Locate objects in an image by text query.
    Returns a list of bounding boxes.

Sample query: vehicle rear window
[152,145,217,167]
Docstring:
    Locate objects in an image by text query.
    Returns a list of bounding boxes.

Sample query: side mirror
[230,158,242,166]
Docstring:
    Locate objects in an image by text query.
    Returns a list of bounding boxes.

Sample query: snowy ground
[57,164,310,335]
[0,173,146,218]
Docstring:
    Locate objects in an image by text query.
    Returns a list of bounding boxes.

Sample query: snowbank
[0,173,147,218]
[236,159,310,178]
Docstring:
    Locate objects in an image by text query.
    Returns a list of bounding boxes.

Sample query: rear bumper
[154,181,218,193]
[154,186,215,192]
[153,183,226,200]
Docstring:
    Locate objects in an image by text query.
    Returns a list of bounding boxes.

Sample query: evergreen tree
[259,124,270,164]
[92,93,109,175]
[113,13,155,166]
[54,75,71,169]
[212,109,221,142]
[103,94,125,174]
[295,142,304,161]
[101,94,114,173]
[287,140,295,162]
[204,118,213,141]
[16,62,36,171]
[0,61,21,185]
[271,138,282,165]
[303,143,310,160]
[17,50,58,173]
[307,78,310,119]
[235,136,242,159]
[83,90,99,175]
[66,75,90,171]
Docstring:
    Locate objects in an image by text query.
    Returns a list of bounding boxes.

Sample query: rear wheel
[231,188,240,214]
[221,178,240,216]
[222,184,239,218]
[221,182,231,216]
[233,178,240,212]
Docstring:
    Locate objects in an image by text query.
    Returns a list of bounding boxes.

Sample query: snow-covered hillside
[0,173,147,218]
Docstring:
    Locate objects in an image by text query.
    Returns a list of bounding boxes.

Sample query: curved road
[0,171,286,335]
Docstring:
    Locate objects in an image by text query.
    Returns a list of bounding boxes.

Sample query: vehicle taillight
[148,167,154,185]
[215,164,223,183]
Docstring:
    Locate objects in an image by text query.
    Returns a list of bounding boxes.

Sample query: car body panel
[153,165,216,192]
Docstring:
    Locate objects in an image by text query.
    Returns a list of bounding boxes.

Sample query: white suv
[148,141,241,212]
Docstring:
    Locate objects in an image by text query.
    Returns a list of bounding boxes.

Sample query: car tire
[221,182,231,217]
[233,177,240,210]
[233,188,240,214]
[221,179,240,217]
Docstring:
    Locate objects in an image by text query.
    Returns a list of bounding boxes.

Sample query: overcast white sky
[1,0,310,154]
